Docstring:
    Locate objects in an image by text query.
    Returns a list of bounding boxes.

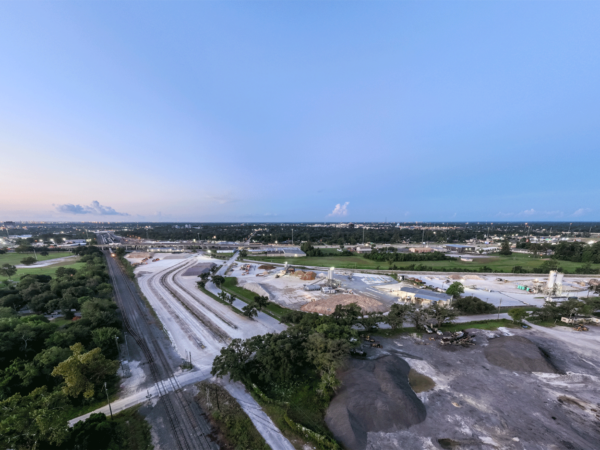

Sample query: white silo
[555,272,564,287]
[328,267,334,281]
[547,270,557,290]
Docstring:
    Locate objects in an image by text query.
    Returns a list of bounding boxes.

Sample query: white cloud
[328,202,349,217]
[205,192,237,204]
[55,200,129,216]
[573,208,592,217]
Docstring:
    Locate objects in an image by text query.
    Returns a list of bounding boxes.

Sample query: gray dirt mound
[325,356,426,450]
[484,336,557,373]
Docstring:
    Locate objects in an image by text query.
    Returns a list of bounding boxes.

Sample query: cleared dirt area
[326,326,600,450]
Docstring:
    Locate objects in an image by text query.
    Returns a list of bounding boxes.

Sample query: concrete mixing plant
[546,270,564,296]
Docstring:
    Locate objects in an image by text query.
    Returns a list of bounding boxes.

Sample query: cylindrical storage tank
[547,270,557,289]
[555,272,564,286]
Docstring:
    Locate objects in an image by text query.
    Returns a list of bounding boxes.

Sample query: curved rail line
[105,252,215,450]
[168,260,241,329]
[151,260,233,343]
[145,263,207,350]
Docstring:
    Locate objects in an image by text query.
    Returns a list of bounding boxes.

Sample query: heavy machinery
[574,324,589,332]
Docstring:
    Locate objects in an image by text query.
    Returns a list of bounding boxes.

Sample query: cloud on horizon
[328,202,349,217]
[55,200,129,216]
[573,208,592,217]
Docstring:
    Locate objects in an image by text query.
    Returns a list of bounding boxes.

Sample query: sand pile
[292,270,305,277]
[589,279,599,286]
[258,264,276,270]
[301,294,386,315]
[484,336,557,373]
[462,274,484,280]
[325,357,426,450]
[301,271,316,281]
[126,252,153,259]
[449,274,463,280]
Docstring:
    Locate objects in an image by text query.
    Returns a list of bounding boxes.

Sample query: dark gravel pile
[325,356,426,450]
[484,335,557,373]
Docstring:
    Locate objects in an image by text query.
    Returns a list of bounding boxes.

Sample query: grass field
[376,318,518,338]
[246,252,600,273]
[0,254,83,281]
[0,251,73,266]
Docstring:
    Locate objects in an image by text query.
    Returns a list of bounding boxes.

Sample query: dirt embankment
[325,356,426,450]
[484,335,557,373]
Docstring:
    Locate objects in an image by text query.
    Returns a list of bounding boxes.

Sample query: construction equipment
[440,330,474,347]
[574,325,589,332]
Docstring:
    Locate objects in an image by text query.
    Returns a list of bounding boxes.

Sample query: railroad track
[167,260,240,329]
[105,252,216,450]
[150,260,233,343]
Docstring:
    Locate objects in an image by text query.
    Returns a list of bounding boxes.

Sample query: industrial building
[445,244,476,253]
[397,287,453,307]
[409,247,435,253]
[375,284,453,307]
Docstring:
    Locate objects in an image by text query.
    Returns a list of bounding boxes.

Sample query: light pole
[115,336,123,372]
[104,382,113,419]
[124,332,131,361]
[497,298,502,320]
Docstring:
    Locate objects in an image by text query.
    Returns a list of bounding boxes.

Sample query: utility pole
[104,382,113,419]
[497,298,502,320]
[115,336,123,371]
[124,332,131,361]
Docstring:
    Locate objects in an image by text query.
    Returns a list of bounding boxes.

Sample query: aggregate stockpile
[325,357,426,450]
[301,294,387,315]
[484,336,557,373]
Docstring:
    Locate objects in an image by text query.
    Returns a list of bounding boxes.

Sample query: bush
[452,296,495,314]
[195,381,269,450]
[20,257,37,266]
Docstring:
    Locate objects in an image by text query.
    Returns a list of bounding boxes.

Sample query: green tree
[0,386,71,450]
[253,295,270,311]
[211,338,255,382]
[446,282,464,299]
[51,343,119,399]
[429,302,457,328]
[91,327,122,359]
[408,306,429,330]
[507,308,529,323]
[238,249,248,258]
[499,237,512,256]
[305,332,350,397]
[452,296,495,314]
[211,275,225,288]
[226,294,236,307]
[20,257,37,266]
[386,303,412,329]
[34,346,72,378]
[355,311,384,332]
[40,251,49,257]
[330,303,362,326]
[197,280,206,289]
[0,263,17,280]
[242,302,258,319]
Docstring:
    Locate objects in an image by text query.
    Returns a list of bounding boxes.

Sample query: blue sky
[1,1,599,222]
